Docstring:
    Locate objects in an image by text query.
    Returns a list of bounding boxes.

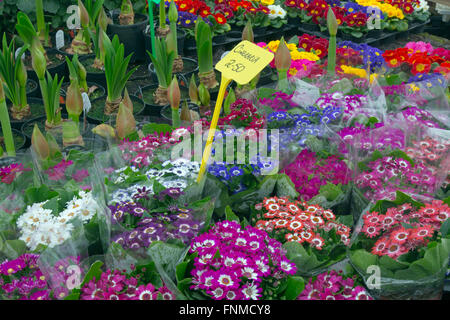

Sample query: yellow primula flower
[261,0,275,5]
[293,51,320,61]
[286,43,298,51]
[341,65,367,78]
[267,40,280,52]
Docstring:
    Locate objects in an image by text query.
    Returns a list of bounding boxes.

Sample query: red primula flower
[214,12,227,24]
[402,2,414,14]
[411,57,431,75]
[285,0,297,7]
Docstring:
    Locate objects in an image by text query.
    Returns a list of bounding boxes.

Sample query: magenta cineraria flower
[298,270,372,300]
[0,163,29,184]
[72,169,90,182]
[188,220,297,300]
[45,159,74,181]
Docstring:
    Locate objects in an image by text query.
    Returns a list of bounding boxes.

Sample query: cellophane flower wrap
[176,220,305,300]
[348,191,450,300]
[252,196,353,277]
[0,152,39,227]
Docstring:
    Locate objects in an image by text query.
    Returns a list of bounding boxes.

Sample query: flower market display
[0,0,449,303]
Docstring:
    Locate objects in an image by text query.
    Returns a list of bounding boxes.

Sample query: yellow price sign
[196,41,274,183]
[215,40,275,85]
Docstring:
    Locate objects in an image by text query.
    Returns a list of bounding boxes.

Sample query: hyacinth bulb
[78,0,90,28]
[189,74,199,104]
[98,7,108,31]
[274,37,291,71]
[168,77,180,110]
[327,8,338,36]
[31,47,47,80]
[116,102,136,140]
[92,123,116,139]
[63,121,82,142]
[198,83,210,106]
[180,100,192,122]
[66,80,83,122]
[242,20,254,43]
[31,124,50,160]
[168,0,178,23]
[123,88,133,113]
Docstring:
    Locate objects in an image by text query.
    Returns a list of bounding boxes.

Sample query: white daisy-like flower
[267,5,286,19]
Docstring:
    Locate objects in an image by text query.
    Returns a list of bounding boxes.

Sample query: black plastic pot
[0,128,27,151]
[107,10,148,63]
[26,79,39,98]
[143,27,186,63]
[62,137,109,153]
[135,84,189,117]
[78,54,106,88]
[213,34,227,44]
[160,102,200,123]
[225,31,242,42]
[259,67,274,86]
[253,26,268,40]
[148,57,199,84]
[367,29,382,38]
[8,97,45,131]
[301,22,319,32]
[86,95,145,125]
[25,48,67,83]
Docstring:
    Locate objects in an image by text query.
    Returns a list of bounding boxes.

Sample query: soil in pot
[0,128,27,152]
[126,78,155,97]
[149,57,198,83]
[136,85,189,116]
[160,102,200,122]
[26,79,39,97]
[61,82,105,102]
[86,95,145,124]
[7,98,46,130]
[21,115,94,140]
[24,49,66,80]
[79,55,106,87]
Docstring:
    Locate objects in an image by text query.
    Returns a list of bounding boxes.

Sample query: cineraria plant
[253,197,351,276]
[349,192,450,300]
[109,186,207,251]
[0,254,82,300]
[67,260,175,300]
[16,187,100,251]
[282,149,351,204]
[298,270,372,300]
[176,220,305,300]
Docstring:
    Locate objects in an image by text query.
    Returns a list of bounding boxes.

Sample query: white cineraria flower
[61,191,99,222]
[414,0,429,11]
[267,5,286,19]
[115,167,128,174]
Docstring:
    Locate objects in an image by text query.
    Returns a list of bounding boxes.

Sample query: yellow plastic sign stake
[196,41,274,183]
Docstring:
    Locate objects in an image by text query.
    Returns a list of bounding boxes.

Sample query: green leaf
[81,261,104,287]
[349,249,378,274]
[225,206,240,223]
[440,219,450,237]
[141,123,173,136]
[147,241,188,282]
[379,255,409,272]
[283,276,305,300]
[276,174,299,199]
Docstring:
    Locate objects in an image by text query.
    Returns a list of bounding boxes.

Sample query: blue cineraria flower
[232,183,247,194]
[268,111,289,122]
[229,166,244,177]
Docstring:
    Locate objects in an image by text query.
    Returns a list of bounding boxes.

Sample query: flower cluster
[80,269,174,300]
[189,220,297,300]
[110,201,203,250]
[356,0,405,19]
[119,129,187,168]
[17,190,98,250]
[361,201,449,259]
[0,254,81,300]
[282,149,350,201]
[254,197,351,248]
[202,99,265,130]
[355,154,438,201]
[337,123,405,154]
[170,0,228,25]
[298,34,329,59]
[45,159,73,181]
[0,163,29,184]
[338,41,385,72]
[259,91,297,112]
[298,270,372,300]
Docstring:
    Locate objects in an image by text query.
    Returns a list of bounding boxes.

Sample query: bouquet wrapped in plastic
[348,192,450,300]
[253,196,353,277]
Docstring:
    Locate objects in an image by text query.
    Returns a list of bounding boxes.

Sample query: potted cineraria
[348,192,450,300]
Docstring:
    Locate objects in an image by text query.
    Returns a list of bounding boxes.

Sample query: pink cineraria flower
[45,159,73,181]
[0,163,29,184]
[72,169,89,182]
